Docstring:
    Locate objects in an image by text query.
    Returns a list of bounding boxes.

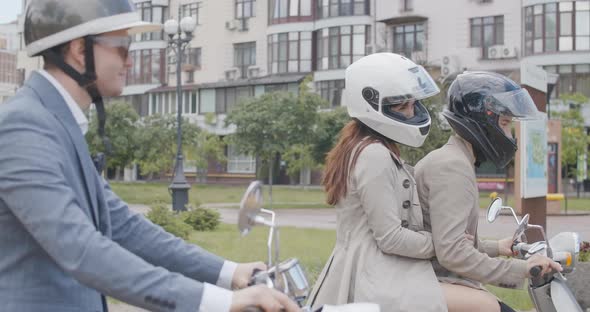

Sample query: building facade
[0,21,19,104]
[14,0,590,184]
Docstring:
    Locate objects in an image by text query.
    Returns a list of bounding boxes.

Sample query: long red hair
[322,119,400,205]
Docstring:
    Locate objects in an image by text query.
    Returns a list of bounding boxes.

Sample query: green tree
[311,106,350,165]
[134,114,177,179]
[226,76,324,197]
[86,101,139,180]
[555,93,590,180]
[182,120,226,182]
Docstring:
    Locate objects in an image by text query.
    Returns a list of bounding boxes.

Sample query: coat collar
[447,134,477,167]
[24,72,101,228]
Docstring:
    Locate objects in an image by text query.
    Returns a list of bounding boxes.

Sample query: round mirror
[238,181,263,236]
[486,197,503,223]
[513,213,530,241]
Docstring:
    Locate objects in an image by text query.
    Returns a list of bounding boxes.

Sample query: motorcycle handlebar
[249,268,264,287]
[529,265,542,278]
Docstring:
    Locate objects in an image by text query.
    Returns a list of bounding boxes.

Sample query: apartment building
[14,0,590,183]
[0,21,19,104]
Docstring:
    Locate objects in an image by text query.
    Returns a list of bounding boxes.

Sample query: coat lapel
[25,72,101,229]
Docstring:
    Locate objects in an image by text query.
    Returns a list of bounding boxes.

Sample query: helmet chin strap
[42,36,111,174]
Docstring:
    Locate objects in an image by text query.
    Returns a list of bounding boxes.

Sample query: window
[182,48,201,83]
[470,15,504,58]
[136,2,166,41]
[269,0,312,24]
[215,87,254,114]
[181,2,202,25]
[227,145,256,173]
[525,1,590,55]
[544,64,590,98]
[150,91,198,116]
[316,80,345,107]
[234,42,256,79]
[127,49,165,85]
[393,23,424,57]
[183,48,202,68]
[236,0,255,18]
[316,25,369,70]
[316,0,368,19]
[0,52,17,85]
[265,84,289,92]
[268,31,312,74]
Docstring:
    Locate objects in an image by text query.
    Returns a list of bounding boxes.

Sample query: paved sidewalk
[129,204,590,241]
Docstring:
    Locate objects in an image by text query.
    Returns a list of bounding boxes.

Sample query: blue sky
[0,0,22,24]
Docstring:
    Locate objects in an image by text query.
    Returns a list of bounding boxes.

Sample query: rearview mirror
[238,181,263,236]
[486,197,503,223]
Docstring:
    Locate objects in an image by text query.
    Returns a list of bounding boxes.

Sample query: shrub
[182,205,220,231]
[579,241,590,262]
[146,204,192,240]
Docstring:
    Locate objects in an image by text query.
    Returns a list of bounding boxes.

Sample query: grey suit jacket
[414,135,527,290]
[0,72,225,312]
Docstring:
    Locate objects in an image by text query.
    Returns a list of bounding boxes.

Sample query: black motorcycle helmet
[443,71,541,168]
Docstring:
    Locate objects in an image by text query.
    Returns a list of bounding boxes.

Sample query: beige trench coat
[308,142,447,312]
[414,135,527,290]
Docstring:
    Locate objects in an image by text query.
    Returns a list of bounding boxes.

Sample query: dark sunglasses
[89,35,132,60]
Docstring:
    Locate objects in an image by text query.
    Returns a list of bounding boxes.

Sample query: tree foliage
[86,101,139,178]
[554,93,590,178]
[225,76,326,179]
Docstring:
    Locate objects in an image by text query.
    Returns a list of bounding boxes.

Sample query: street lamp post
[164,12,197,212]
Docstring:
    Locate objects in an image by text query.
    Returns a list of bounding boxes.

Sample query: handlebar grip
[248,268,263,287]
[242,306,264,312]
[529,265,542,277]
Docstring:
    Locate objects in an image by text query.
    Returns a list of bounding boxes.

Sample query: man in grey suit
[415,72,561,312]
[0,1,299,312]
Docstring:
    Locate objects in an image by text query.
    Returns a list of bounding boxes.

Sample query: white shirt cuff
[216,260,238,289]
[199,283,233,312]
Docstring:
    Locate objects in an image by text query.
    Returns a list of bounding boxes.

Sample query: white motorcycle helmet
[343,53,439,147]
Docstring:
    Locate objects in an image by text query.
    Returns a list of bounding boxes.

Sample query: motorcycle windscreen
[551,278,583,312]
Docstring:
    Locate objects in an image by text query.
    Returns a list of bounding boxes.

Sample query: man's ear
[63,38,87,72]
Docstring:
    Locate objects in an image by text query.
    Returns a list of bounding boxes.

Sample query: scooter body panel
[550,278,583,312]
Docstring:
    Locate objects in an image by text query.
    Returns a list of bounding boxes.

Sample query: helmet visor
[485,89,541,120]
[381,66,440,106]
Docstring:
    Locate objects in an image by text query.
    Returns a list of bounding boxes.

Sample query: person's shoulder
[416,144,472,179]
[0,90,54,128]
[357,141,393,164]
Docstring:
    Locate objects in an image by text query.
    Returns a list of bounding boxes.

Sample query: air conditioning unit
[488,45,518,59]
[225,20,237,31]
[440,55,460,78]
[247,66,260,78]
[225,68,238,81]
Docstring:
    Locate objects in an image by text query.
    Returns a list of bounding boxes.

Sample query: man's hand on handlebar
[230,285,302,312]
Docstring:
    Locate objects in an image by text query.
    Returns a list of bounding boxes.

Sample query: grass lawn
[479,192,590,212]
[111,181,590,212]
[111,182,331,208]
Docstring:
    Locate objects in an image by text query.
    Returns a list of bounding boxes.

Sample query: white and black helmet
[25,0,160,56]
[24,0,161,173]
[343,53,439,147]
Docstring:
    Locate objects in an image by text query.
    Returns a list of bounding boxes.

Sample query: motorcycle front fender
[550,277,583,312]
